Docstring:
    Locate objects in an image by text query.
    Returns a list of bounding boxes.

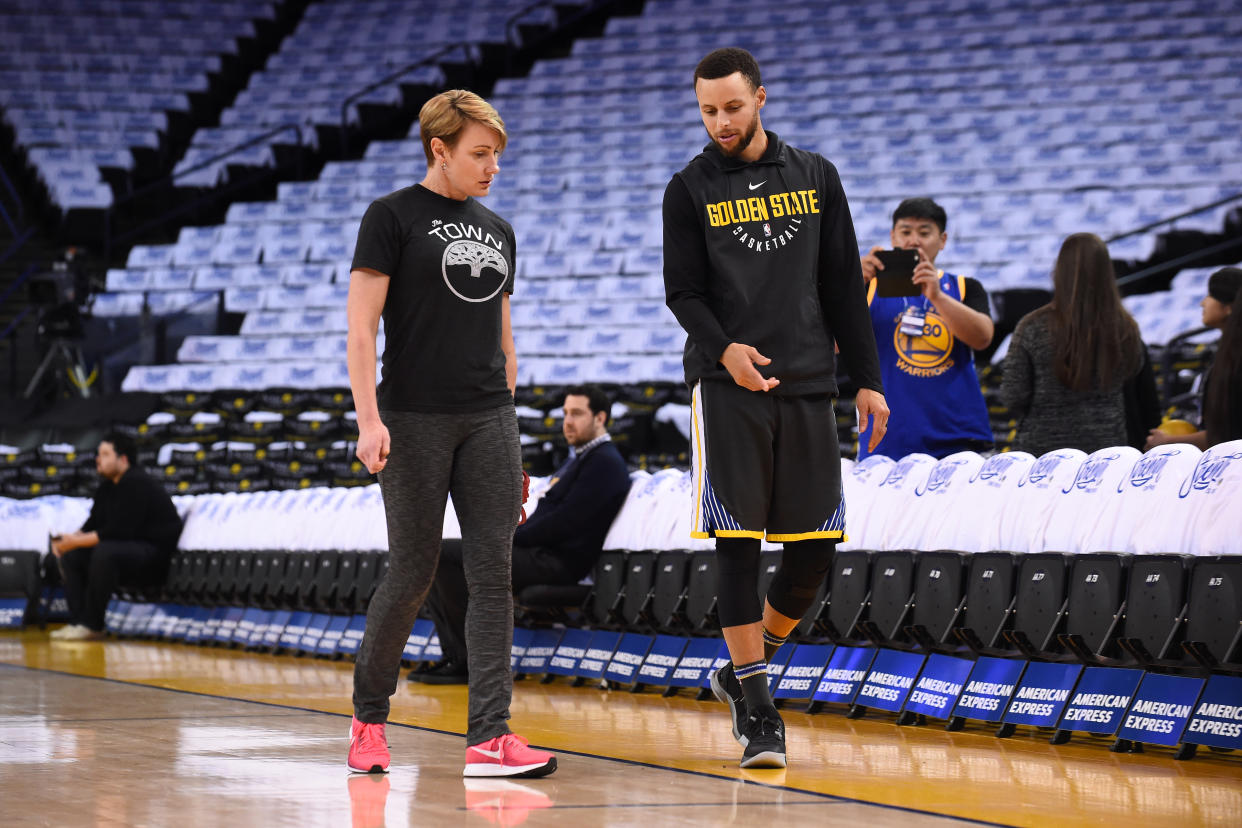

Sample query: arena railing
[1109,191,1242,292]
[102,123,304,265]
[337,43,479,157]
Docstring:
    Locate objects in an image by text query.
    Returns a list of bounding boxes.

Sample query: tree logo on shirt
[893,310,954,377]
[441,238,509,303]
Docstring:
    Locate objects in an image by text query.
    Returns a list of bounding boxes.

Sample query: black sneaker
[739,707,786,769]
[709,662,748,746]
[408,659,468,685]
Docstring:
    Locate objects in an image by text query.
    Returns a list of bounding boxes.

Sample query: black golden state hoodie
[663,130,882,397]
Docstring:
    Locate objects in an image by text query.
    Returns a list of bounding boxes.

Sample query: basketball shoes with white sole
[709,662,748,746]
[464,733,557,778]
[739,707,787,769]
[347,717,390,774]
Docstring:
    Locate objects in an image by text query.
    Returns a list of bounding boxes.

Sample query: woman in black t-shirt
[343,90,555,779]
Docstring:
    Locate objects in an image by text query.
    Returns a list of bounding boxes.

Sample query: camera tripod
[23,337,93,399]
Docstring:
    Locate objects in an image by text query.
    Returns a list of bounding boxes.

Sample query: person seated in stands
[1146,267,1242,450]
[412,384,632,684]
[858,197,994,460]
[48,432,183,641]
[1002,233,1154,457]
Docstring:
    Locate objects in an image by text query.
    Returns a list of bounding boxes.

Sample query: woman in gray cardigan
[1002,233,1148,457]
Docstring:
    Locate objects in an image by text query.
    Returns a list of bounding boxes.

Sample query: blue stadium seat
[104,267,151,293]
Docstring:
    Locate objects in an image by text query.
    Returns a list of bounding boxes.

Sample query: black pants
[59,540,167,631]
[425,538,577,663]
[352,407,523,745]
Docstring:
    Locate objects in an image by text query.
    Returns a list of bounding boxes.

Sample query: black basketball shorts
[689,380,846,542]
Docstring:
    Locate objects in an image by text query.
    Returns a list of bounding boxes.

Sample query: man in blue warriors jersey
[663,47,889,770]
[859,198,994,460]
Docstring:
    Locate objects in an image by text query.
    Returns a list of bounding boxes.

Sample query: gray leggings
[352,405,523,745]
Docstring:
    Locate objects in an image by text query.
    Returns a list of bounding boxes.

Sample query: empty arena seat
[985,553,1070,656]
[587,551,627,629]
[257,551,291,610]
[1051,553,1130,660]
[1095,553,1191,667]
[1181,555,1242,668]
[683,550,718,632]
[346,551,382,614]
[650,549,692,634]
[823,548,872,642]
[619,550,657,629]
[952,552,1019,652]
[856,549,918,645]
[227,551,255,608]
[903,550,969,650]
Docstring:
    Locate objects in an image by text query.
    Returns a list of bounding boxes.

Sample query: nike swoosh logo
[470,746,504,760]
[748,180,767,191]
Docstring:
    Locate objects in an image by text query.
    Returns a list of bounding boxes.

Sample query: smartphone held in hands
[874,248,922,297]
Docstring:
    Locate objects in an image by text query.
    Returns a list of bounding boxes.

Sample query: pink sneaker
[463,733,557,778]
[347,717,390,774]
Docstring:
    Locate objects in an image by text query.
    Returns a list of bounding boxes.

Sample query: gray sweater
[1001,310,1141,457]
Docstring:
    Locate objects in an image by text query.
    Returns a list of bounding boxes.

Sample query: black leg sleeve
[714,536,763,628]
[766,538,835,621]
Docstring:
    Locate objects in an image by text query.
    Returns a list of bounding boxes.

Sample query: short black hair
[694,47,761,92]
[565,384,611,422]
[892,197,948,233]
[101,430,137,464]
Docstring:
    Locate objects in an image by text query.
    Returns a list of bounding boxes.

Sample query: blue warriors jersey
[859,270,993,460]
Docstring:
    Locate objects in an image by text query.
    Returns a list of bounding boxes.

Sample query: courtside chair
[649,549,694,635]
[683,550,719,635]
[1056,553,1136,665]
[1180,556,1242,673]
[949,551,1021,654]
[820,548,874,644]
[902,550,971,653]
[1106,555,1192,670]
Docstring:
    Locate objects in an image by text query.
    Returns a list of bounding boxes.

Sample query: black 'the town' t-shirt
[352,184,516,413]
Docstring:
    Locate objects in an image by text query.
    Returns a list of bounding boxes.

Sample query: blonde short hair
[418,89,507,166]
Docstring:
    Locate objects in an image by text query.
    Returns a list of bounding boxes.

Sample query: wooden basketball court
[2,630,1238,826]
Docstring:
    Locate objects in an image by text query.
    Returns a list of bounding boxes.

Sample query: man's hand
[720,343,780,392]
[911,254,943,301]
[356,421,391,474]
[860,245,885,282]
[856,388,890,453]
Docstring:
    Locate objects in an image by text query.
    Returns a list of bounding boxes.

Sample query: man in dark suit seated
[412,384,632,683]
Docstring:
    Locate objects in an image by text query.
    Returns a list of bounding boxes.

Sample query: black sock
[734,659,774,712]
[762,627,787,662]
